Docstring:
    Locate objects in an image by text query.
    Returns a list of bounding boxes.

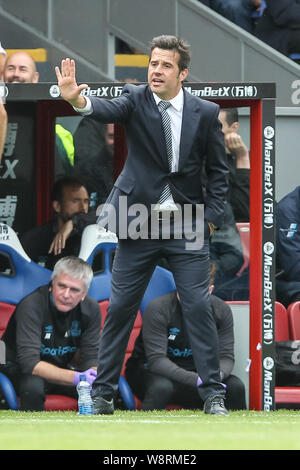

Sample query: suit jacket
[89,83,228,235]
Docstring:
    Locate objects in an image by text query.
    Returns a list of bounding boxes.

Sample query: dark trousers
[276,278,300,308]
[92,234,225,403]
[126,365,246,411]
[2,367,77,411]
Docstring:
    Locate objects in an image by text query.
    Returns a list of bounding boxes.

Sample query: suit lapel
[179,89,201,171]
[144,87,201,171]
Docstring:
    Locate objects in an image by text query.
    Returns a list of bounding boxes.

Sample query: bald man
[3,50,39,83]
[1,50,38,169]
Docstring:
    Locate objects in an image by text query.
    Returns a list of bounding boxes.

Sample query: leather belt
[156,210,175,221]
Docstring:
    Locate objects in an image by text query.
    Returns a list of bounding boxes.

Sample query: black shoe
[92,395,114,415]
[204,395,229,415]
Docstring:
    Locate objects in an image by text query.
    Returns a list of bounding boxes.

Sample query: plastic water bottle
[76,374,94,415]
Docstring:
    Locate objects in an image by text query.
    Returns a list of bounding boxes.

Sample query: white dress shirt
[73,87,185,210]
[152,89,183,210]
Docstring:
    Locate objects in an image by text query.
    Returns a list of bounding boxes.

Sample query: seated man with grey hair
[0,256,101,411]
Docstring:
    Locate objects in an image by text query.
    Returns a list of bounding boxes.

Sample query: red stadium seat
[44,395,78,411]
[275,387,300,406]
[0,302,15,338]
[275,301,300,408]
[99,300,142,376]
[287,302,300,340]
[275,301,290,341]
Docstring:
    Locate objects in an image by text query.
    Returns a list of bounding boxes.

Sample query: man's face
[54,186,90,222]
[148,47,188,100]
[51,273,87,312]
[3,52,39,83]
[218,111,232,135]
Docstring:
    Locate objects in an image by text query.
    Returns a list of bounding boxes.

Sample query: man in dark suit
[55,35,229,415]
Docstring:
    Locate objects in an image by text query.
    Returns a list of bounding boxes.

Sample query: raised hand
[55,58,88,108]
[48,220,74,255]
[225,131,250,168]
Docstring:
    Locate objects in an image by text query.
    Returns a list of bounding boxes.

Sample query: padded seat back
[78,225,117,301]
[0,223,51,304]
[140,266,176,313]
[99,300,143,376]
[0,302,15,338]
[288,302,300,340]
[275,301,290,341]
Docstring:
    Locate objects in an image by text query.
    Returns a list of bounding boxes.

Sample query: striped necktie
[158,100,173,204]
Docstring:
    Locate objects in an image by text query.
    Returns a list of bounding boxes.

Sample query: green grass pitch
[1,409,300,451]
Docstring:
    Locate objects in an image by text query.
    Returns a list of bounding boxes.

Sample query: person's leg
[213,267,249,301]
[223,374,247,410]
[46,382,78,399]
[165,238,225,403]
[125,360,148,401]
[142,374,175,410]
[143,376,205,410]
[92,238,160,402]
[171,382,204,409]
[276,279,300,308]
[18,374,46,411]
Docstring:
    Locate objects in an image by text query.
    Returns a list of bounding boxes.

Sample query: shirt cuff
[73,96,92,115]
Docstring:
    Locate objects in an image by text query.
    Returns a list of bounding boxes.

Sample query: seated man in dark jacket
[276,186,300,307]
[20,177,97,270]
[1,256,101,411]
[218,108,250,223]
[125,264,246,411]
[210,202,245,299]
[255,0,300,58]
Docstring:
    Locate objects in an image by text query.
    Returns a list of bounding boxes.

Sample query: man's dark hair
[149,35,191,71]
[51,177,86,203]
[221,108,239,126]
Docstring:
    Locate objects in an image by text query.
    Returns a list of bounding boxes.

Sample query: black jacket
[126,291,234,387]
[20,211,97,270]
[2,284,101,374]
[255,0,300,55]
